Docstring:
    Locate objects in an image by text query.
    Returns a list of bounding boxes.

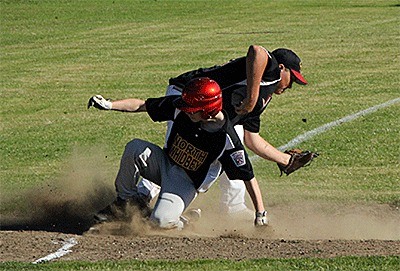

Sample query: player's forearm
[111,99,146,112]
[244,131,290,165]
[244,177,265,213]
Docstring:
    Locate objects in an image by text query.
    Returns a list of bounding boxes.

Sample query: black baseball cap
[272,48,307,85]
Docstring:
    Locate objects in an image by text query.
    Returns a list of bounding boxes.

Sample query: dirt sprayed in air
[1,150,400,262]
[1,149,399,240]
[0,148,116,234]
[167,197,399,240]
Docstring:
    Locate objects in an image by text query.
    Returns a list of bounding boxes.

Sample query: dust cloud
[1,148,399,239]
[0,147,116,234]
[179,198,400,240]
[90,196,399,241]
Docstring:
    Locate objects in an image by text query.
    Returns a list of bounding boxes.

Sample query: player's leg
[115,138,164,199]
[218,173,249,213]
[150,164,198,229]
[95,138,166,222]
[218,125,253,219]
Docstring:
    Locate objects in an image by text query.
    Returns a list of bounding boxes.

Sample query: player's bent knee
[150,192,185,229]
[125,138,144,152]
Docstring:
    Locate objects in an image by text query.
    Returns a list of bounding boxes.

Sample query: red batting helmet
[175,77,222,119]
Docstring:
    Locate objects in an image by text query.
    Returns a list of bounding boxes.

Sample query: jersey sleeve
[242,115,261,133]
[219,147,255,182]
[217,126,255,182]
[145,96,179,122]
[169,57,247,90]
[261,50,281,82]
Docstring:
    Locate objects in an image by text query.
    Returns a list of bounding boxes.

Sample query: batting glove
[87,95,112,110]
[254,210,268,226]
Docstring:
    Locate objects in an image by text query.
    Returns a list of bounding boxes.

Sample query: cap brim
[291,69,308,85]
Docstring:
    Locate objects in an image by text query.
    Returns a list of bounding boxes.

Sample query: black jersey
[168,49,280,133]
[168,52,280,89]
[145,96,254,190]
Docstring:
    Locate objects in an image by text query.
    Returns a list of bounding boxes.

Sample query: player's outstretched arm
[244,130,290,165]
[88,95,146,112]
[110,98,146,112]
[244,177,268,226]
[244,130,318,176]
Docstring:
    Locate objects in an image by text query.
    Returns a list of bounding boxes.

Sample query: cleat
[186,208,202,222]
[93,197,129,223]
[93,193,153,224]
[180,208,202,225]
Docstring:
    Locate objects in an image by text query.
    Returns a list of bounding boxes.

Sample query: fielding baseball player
[88,77,268,229]
[144,45,317,217]
[89,45,318,219]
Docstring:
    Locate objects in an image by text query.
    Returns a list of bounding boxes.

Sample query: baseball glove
[278,149,319,176]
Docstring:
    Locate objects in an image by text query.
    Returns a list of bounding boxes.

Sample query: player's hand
[234,97,256,115]
[87,95,112,110]
[254,210,268,226]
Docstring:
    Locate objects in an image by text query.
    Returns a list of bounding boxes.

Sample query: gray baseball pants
[115,138,198,229]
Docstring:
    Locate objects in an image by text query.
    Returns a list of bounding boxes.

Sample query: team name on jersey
[168,134,208,171]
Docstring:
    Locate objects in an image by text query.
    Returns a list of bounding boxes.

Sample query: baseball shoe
[94,193,152,223]
[180,208,202,226]
[94,197,129,223]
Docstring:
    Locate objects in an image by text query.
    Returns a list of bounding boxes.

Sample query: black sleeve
[242,115,261,133]
[218,117,255,181]
[169,57,247,90]
[262,51,281,82]
[219,147,255,182]
[145,96,180,122]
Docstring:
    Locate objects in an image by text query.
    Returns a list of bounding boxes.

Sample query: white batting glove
[254,211,268,226]
[87,95,112,110]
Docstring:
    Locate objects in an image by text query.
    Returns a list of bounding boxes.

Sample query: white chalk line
[32,238,78,264]
[251,97,400,161]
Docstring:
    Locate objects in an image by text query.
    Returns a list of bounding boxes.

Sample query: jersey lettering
[168,134,208,171]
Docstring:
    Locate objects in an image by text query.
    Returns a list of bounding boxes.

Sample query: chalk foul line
[32,238,78,264]
[251,97,399,161]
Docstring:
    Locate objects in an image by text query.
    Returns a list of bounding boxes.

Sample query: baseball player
[147,45,314,217]
[88,77,268,229]
[89,45,317,219]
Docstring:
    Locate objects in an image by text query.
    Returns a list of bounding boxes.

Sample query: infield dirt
[1,194,399,262]
[1,164,399,262]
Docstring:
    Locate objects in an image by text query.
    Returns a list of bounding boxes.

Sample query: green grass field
[2,257,400,271]
[1,0,399,270]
